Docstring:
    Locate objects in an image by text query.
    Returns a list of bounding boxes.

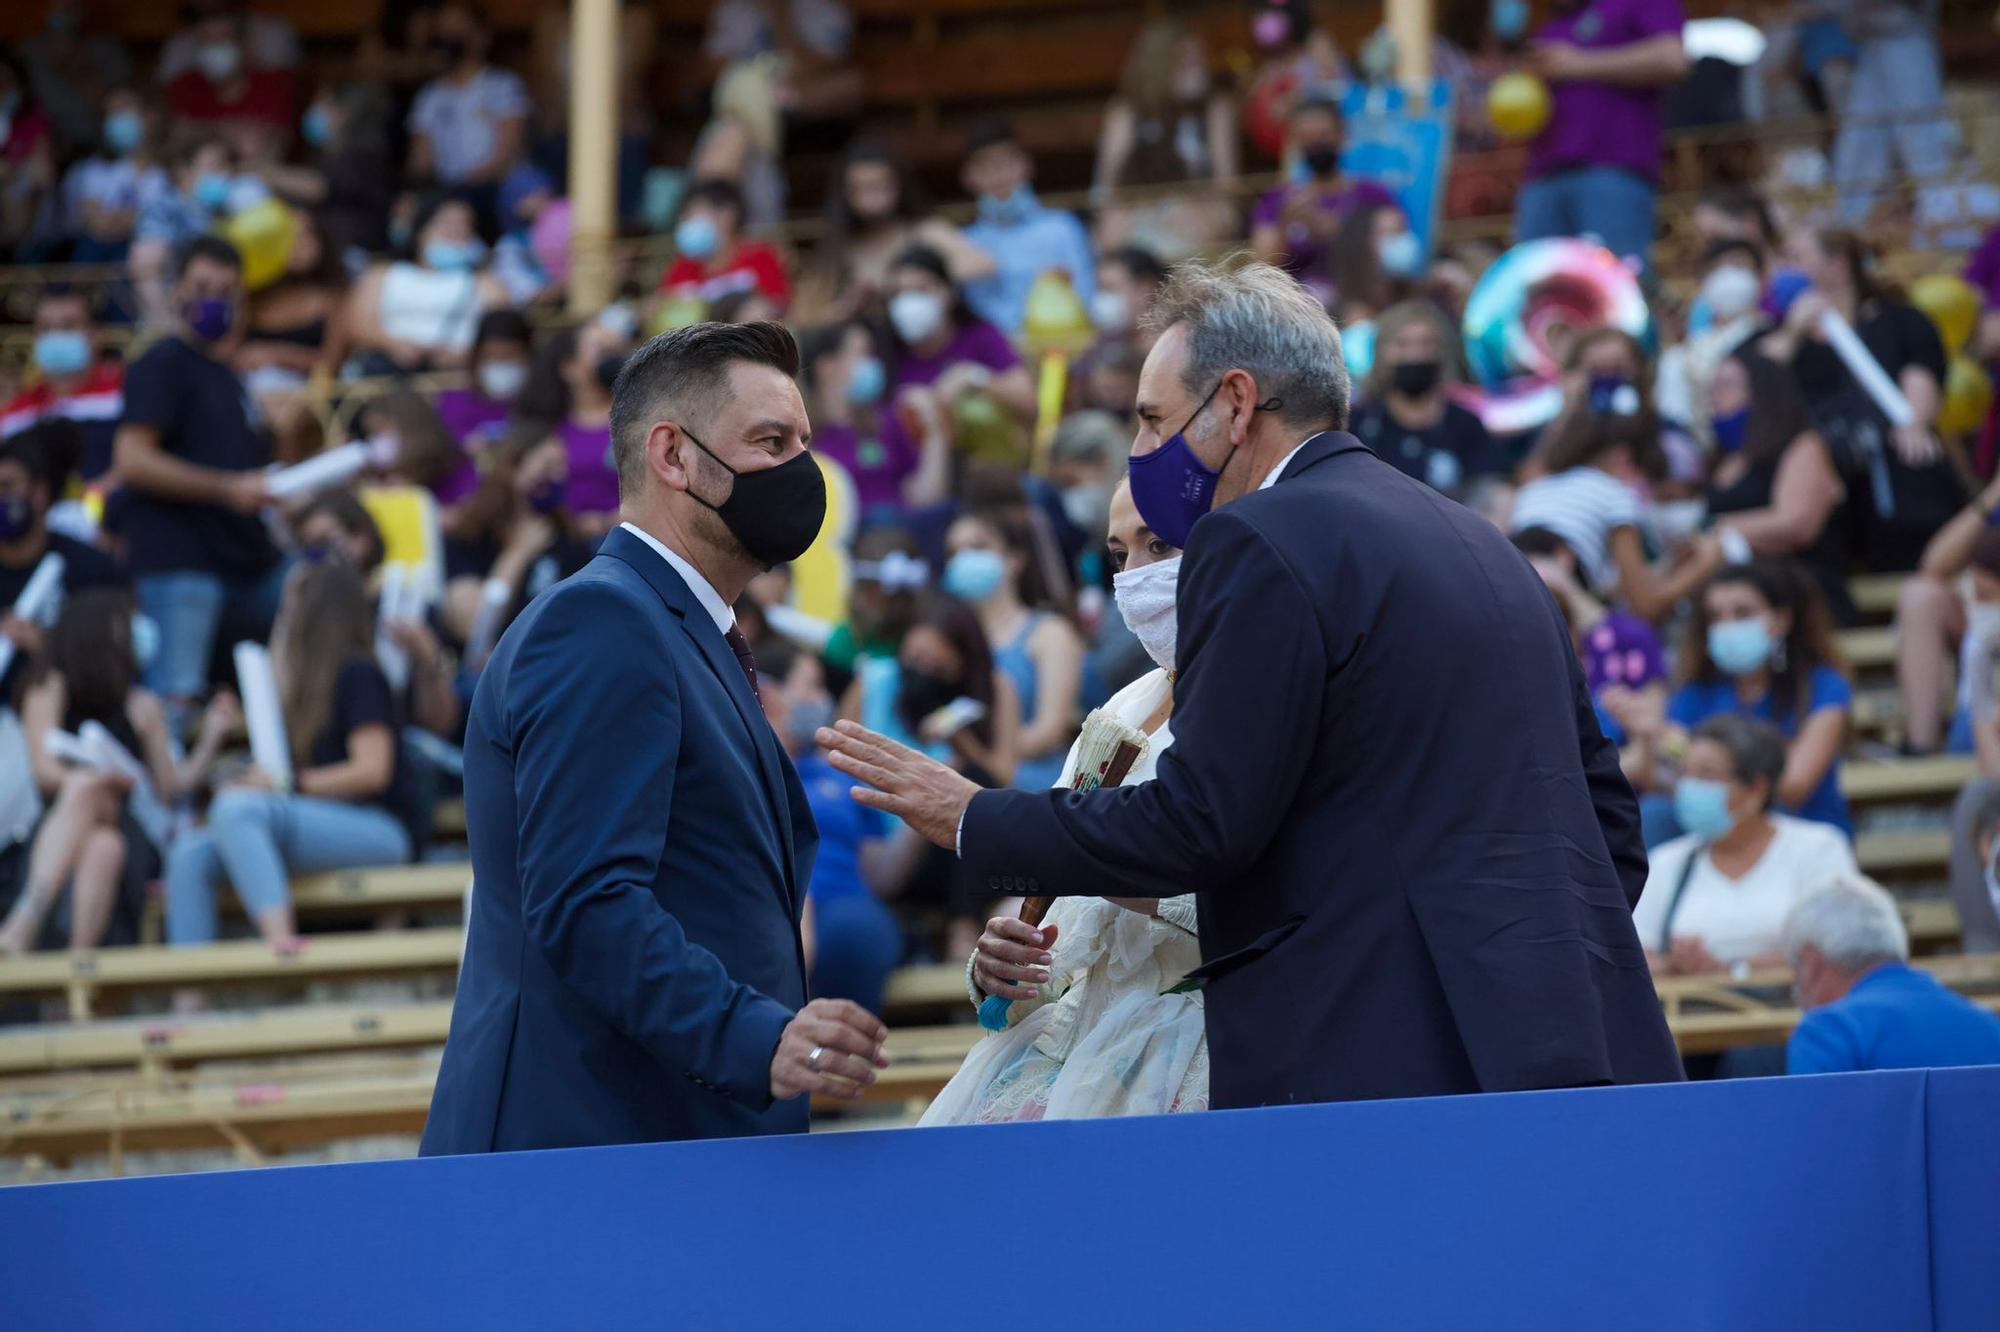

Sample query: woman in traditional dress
[920,478,1206,1123]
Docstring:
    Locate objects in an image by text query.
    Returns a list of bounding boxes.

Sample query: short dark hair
[4,419,83,495]
[963,115,1019,157]
[35,284,89,313]
[1692,715,1789,812]
[1702,238,1765,274]
[296,489,387,571]
[471,307,531,356]
[1699,188,1777,246]
[176,234,243,279]
[609,321,801,500]
[1510,526,1574,566]
[679,177,746,224]
[1103,245,1167,287]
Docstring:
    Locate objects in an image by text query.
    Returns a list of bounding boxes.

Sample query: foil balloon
[224,200,298,291]
[1487,72,1552,142]
[1455,237,1653,434]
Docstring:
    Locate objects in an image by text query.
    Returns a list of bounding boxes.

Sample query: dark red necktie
[724,624,761,701]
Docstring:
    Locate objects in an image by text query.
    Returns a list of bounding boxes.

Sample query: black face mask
[683,429,827,568]
[596,353,626,392]
[1301,145,1341,178]
[435,37,470,66]
[1391,360,1442,397]
[897,667,959,733]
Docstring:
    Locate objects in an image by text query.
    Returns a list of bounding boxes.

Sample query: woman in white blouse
[344,193,506,375]
[1634,714,1857,978]
[920,479,1205,1124]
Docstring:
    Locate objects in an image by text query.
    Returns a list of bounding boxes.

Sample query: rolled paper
[77,720,173,853]
[463,576,513,672]
[375,563,415,693]
[0,551,67,681]
[264,436,399,502]
[1818,308,1915,428]
[233,641,294,791]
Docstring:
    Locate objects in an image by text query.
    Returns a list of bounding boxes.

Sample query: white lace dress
[918,669,1209,1125]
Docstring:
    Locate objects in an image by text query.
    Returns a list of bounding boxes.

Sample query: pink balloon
[531,198,573,282]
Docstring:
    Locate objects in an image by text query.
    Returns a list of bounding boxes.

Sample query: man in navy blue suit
[423,322,887,1155]
[824,261,1684,1108]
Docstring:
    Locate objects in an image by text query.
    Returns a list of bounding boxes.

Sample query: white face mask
[1113,555,1181,672]
[478,360,527,401]
[1700,265,1761,322]
[1089,289,1130,332]
[197,40,242,82]
[888,289,946,344]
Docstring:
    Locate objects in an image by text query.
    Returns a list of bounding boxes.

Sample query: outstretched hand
[817,720,980,850]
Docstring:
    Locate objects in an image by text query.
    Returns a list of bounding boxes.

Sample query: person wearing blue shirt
[1784,875,2000,1074]
[1622,562,1854,839]
[959,117,1095,336]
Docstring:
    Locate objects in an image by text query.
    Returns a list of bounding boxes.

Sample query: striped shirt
[1508,467,1643,593]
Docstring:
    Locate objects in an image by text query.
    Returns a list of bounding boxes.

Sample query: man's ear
[649,421,691,496]
[1222,368,1261,444]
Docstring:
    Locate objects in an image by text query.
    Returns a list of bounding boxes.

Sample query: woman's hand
[1665,934,1726,977]
[1600,684,1665,740]
[1782,290,1829,342]
[971,916,1059,1001]
[1891,423,1942,468]
[199,690,244,748]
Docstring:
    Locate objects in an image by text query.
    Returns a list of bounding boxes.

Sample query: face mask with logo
[674,215,720,261]
[104,109,144,155]
[683,429,828,567]
[526,477,567,515]
[1376,230,1423,278]
[1674,776,1736,840]
[1114,554,1181,672]
[846,355,886,406]
[1701,265,1762,323]
[888,290,946,345]
[194,171,232,211]
[1710,407,1751,454]
[33,330,90,378]
[1127,380,1267,550]
[1708,617,1775,676]
[424,238,486,273]
[942,548,1007,602]
[182,295,235,343]
[1089,289,1130,332]
[478,360,527,402]
[1391,360,1442,397]
[0,495,35,543]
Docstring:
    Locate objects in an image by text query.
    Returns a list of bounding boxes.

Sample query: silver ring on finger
[806,1044,826,1073]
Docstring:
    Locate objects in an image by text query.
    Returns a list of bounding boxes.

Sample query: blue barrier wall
[1926,1064,2000,1332]
[0,1071,1967,1329]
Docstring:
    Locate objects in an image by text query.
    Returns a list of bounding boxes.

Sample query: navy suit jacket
[422,527,815,1154]
[962,432,1684,1108]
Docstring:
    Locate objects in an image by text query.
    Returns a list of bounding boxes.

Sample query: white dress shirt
[1258,437,1313,491]
[619,521,735,635]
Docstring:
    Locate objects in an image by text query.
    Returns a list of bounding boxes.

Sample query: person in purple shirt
[1784,876,2000,1075]
[1250,94,1399,308]
[797,318,951,520]
[1515,0,1689,271]
[885,244,1037,455]
[513,318,633,539]
[435,309,533,467]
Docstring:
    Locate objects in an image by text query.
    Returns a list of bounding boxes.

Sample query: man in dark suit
[423,322,887,1155]
[822,261,1683,1108]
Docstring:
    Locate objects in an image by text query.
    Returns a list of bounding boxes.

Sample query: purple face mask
[183,295,235,343]
[1128,383,1282,549]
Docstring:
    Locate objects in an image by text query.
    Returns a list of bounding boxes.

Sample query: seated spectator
[158,2,300,89]
[1242,0,1348,159]
[1611,561,1853,839]
[297,83,396,261]
[0,50,57,261]
[61,88,167,263]
[360,388,478,525]
[1703,351,1850,621]
[943,509,1085,791]
[1635,715,1856,977]
[1084,245,1166,362]
[657,178,791,318]
[1784,875,2000,1073]
[1897,483,2000,756]
[824,525,927,676]
[436,308,532,453]
[441,424,599,667]
[702,0,861,124]
[1326,202,1420,323]
[1249,95,1397,309]
[406,0,529,229]
[1514,527,1668,752]
[1655,239,1770,443]
[795,140,996,323]
[166,561,418,953]
[1756,225,1957,573]
[1091,19,1240,259]
[21,0,134,158]
[759,635,908,1016]
[689,57,788,236]
[1508,407,1719,622]
[131,134,237,325]
[887,246,1036,452]
[0,425,124,697]
[237,207,346,395]
[344,192,508,375]
[797,320,949,519]
[113,236,285,725]
[0,590,236,954]
[958,118,1094,336]
[0,288,126,484]
[1349,300,1495,497]
[1514,0,1688,270]
[490,163,557,306]
[1048,409,1129,555]
[164,8,294,151]
[512,321,631,535]
[1691,189,1777,263]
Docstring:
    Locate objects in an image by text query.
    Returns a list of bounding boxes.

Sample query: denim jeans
[165,790,413,945]
[1513,165,1658,273]
[135,562,291,722]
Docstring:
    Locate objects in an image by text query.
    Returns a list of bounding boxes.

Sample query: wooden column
[567,0,618,315]
[1389,0,1434,88]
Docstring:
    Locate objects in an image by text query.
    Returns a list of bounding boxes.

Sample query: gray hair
[1781,874,1910,971]
[1143,258,1350,431]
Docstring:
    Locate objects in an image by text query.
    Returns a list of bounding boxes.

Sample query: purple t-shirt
[814,412,919,514]
[560,417,619,515]
[1581,610,1667,694]
[1250,179,1400,297]
[1966,224,2000,306]
[435,386,510,448]
[1526,0,1685,184]
[890,320,1021,396]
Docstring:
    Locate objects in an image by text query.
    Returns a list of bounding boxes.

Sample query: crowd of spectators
[0,0,1997,1082]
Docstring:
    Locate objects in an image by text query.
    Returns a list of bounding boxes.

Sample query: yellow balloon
[1938,356,1994,438]
[223,200,298,291]
[1488,72,1552,142]
[1910,274,1981,353]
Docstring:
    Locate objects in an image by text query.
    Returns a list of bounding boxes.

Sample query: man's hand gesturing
[771,998,890,1102]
